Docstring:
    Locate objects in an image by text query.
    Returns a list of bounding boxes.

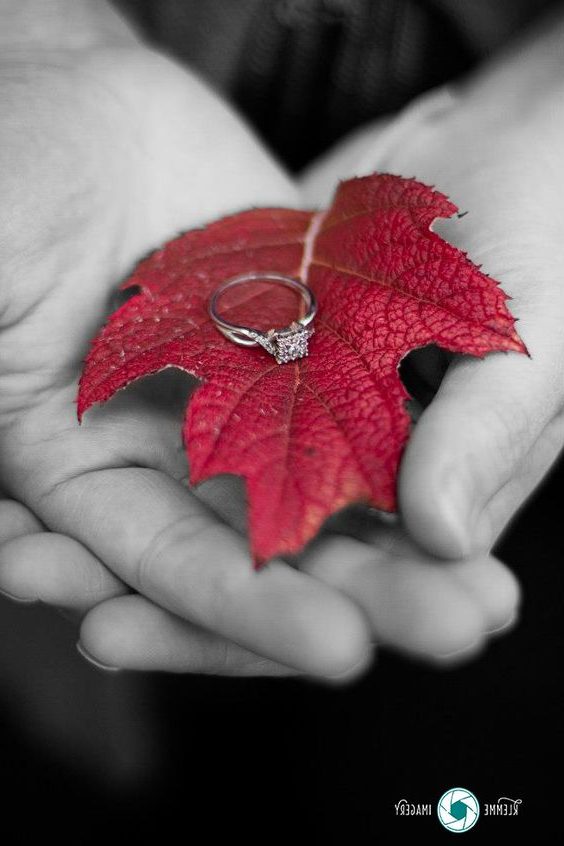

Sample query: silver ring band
[208,272,316,363]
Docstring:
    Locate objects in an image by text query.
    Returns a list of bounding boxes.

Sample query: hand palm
[0,48,518,676]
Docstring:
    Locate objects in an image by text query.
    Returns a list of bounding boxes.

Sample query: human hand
[0,45,519,679]
[301,78,564,571]
[0,42,369,679]
[0,490,518,673]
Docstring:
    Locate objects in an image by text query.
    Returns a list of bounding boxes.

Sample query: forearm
[0,0,138,50]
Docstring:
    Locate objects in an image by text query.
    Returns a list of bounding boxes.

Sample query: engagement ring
[209,272,316,364]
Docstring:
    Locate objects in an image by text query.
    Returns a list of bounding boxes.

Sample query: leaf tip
[252,553,267,572]
[516,336,530,358]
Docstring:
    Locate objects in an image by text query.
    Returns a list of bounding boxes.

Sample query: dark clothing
[114,0,560,169]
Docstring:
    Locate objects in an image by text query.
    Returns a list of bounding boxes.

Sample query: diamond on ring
[254,322,314,364]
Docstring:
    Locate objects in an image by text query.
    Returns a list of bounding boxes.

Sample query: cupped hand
[0,48,519,679]
[0,488,518,673]
[301,81,564,566]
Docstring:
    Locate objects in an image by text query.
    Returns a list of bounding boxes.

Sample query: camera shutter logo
[437,788,480,833]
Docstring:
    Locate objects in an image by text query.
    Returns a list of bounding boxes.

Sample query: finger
[79,594,303,676]
[471,412,564,557]
[323,509,521,634]
[0,499,43,545]
[446,556,520,635]
[0,532,127,611]
[400,325,564,560]
[39,467,372,679]
[301,529,520,662]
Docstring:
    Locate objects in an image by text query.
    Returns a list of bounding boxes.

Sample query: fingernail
[486,611,518,636]
[76,641,121,673]
[439,470,474,557]
[433,637,483,663]
[0,587,36,605]
[324,646,374,683]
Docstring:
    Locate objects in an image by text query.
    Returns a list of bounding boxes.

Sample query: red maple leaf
[78,174,526,565]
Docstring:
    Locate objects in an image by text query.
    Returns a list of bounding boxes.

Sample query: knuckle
[135,512,212,594]
[82,559,122,602]
[490,401,531,459]
[135,514,242,626]
[469,398,534,484]
[0,500,39,539]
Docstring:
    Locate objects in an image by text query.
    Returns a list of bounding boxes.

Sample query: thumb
[399,331,564,560]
